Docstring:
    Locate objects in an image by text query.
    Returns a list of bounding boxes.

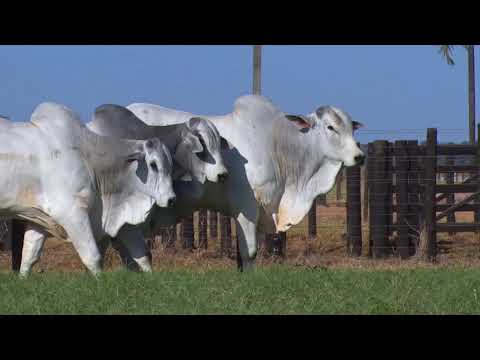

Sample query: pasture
[2,198,480,314]
[2,267,480,314]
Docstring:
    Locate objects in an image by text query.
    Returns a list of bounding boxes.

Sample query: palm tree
[438,45,476,144]
[253,45,262,94]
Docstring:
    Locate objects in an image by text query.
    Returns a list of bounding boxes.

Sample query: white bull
[127,95,365,270]
[0,102,176,276]
[16,103,229,274]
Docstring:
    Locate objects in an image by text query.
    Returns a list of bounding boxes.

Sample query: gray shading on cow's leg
[19,224,47,278]
[115,225,152,272]
[234,212,258,272]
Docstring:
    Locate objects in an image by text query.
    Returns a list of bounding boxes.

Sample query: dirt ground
[2,202,480,273]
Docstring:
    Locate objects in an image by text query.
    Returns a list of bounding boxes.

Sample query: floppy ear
[220,137,234,150]
[352,120,364,131]
[144,138,162,154]
[315,106,330,119]
[181,132,204,153]
[125,151,145,163]
[286,114,315,131]
[187,117,204,130]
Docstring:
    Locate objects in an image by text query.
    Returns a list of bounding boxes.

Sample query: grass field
[1,267,480,314]
[2,176,480,315]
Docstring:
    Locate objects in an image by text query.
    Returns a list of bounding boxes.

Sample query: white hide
[127,95,364,269]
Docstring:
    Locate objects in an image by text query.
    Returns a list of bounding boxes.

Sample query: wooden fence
[356,126,480,261]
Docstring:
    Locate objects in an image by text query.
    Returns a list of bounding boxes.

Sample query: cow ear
[125,151,145,163]
[220,137,234,150]
[145,138,156,151]
[286,114,314,131]
[182,132,204,153]
[316,106,330,119]
[187,117,204,130]
[352,120,364,131]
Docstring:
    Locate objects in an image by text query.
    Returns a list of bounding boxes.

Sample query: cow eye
[327,125,335,131]
[150,162,158,172]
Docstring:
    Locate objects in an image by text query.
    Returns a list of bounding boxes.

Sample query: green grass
[1,267,480,314]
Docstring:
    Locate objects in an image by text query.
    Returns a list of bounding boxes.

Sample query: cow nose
[167,196,176,208]
[217,172,228,182]
[354,154,365,166]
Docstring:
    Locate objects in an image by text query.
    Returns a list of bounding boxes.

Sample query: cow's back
[127,103,195,126]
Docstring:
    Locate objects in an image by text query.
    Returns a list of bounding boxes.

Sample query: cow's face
[141,138,176,208]
[175,117,228,183]
[286,106,365,167]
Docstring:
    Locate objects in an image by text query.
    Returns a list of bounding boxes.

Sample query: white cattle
[89,104,228,184]
[127,95,365,270]
[0,102,175,276]
[17,104,229,274]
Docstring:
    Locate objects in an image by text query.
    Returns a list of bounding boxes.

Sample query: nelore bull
[0,102,175,276]
[127,95,364,270]
[16,103,229,274]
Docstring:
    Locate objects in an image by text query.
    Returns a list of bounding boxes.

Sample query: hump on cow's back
[30,102,83,143]
[93,104,147,133]
[232,95,284,126]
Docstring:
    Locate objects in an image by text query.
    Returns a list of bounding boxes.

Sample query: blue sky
[0,45,478,143]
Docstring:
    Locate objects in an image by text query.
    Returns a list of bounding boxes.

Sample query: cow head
[175,117,228,183]
[286,106,365,167]
[129,138,176,208]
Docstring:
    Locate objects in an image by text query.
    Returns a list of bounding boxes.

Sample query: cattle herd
[0,95,365,276]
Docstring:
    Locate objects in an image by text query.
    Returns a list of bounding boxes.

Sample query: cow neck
[79,128,156,237]
[77,126,141,189]
[274,120,342,199]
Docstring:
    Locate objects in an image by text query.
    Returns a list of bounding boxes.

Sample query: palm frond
[438,45,455,66]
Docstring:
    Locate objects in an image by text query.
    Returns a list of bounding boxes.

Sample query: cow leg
[97,236,112,269]
[59,213,102,276]
[19,224,47,278]
[116,225,152,273]
[234,212,258,272]
[111,239,141,272]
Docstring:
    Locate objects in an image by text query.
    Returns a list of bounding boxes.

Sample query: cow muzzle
[167,196,177,208]
[354,154,365,166]
[217,172,228,183]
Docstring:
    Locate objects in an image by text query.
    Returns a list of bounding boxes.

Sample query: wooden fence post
[11,220,26,272]
[446,155,456,235]
[182,214,195,250]
[198,209,208,249]
[367,143,374,257]
[308,198,317,240]
[395,141,410,259]
[158,225,176,249]
[425,128,437,261]
[372,140,389,258]
[476,124,480,233]
[336,168,343,201]
[386,142,393,240]
[209,211,218,239]
[220,214,232,256]
[407,140,420,255]
[270,232,286,257]
[346,164,362,256]
[362,165,369,222]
